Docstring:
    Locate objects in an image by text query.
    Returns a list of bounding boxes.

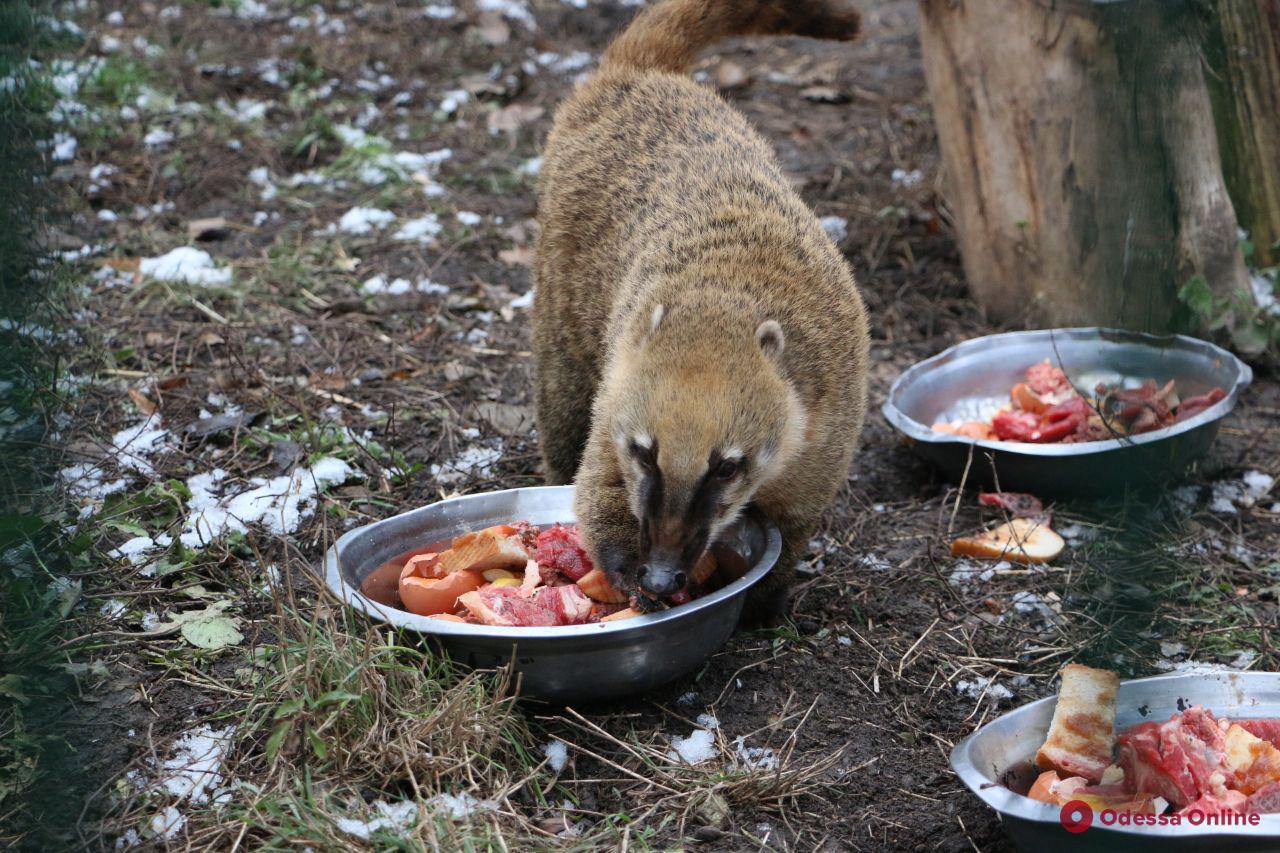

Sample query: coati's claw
[632,594,666,614]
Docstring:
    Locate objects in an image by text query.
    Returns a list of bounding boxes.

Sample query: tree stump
[917,0,1252,333]
[1205,0,1280,267]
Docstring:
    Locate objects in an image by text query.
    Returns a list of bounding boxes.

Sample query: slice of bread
[951,518,1064,564]
[437,525,532,574]
[1035,664,1120,783]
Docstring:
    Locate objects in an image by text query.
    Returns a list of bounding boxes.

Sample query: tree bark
[1206,0,1280,267]
[916,0,1252,333]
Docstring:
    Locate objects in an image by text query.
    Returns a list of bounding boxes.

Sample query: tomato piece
[992,409,1042,442]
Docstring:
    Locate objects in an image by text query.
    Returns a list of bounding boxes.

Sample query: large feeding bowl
[882,328,1252,497]
[323,485,781,704]
[952,671,1280,852]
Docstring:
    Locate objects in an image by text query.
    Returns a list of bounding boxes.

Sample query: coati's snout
[602,312,809,596]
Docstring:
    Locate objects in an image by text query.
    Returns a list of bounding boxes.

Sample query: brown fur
[532,0,869,622]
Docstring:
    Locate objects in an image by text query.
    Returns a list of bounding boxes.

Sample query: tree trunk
[1206,0,1280,267]
[916,0,1252,333]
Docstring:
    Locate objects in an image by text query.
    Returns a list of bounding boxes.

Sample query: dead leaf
[155,374,188,391]
[715,61,750,90]
[476,402,533,435]
[101,256,141,272]
[443,361,479,382]
[307,373,349,392]
[487,103,544,135]
[128,388,158,416]
[800,86,850,104]
[144,331,168,347]
[198,331,225,346]
[187,217,229,241]
[183,410,259,442]
[498,246,535,267]
[476,11,509,45]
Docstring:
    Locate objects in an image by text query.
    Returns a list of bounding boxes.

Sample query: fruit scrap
[951,518,1064,564]
[600,607,641,622]
[437,524,534,574]
[399,570,484,617]
[977,491,1046,520]
[576,568,628,603]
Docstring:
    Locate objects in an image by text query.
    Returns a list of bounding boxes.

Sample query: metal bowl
[952,671,1280,852]
[323,485,781,704]
[882,328,1252,497]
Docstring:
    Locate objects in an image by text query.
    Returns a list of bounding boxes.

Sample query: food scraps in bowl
[357,521,744,627]
[932,360,1228,444]
[1009,663,1280,819]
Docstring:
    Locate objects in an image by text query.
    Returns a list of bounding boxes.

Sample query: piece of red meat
[1036,397,1089,442]
[535,524,595,582]
[1232,718,1280,747]
[1182,790,1247,816]
[1117,707,1228,808]
[459,587,560,627]
[978,492,1046,518]
[1176,387,1227,422]
[532,584,593,625]
[1247,781,1280,815]
[1026,361,1072,395]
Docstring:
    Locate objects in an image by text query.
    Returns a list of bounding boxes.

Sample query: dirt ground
[23,0,1280,850]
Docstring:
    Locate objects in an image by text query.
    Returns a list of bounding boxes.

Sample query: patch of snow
[429,446,502,484]
[667,728,717,764]
[1210,471,1274,514]
[217,98,268,122]
[109,534,172,565]
[51,132,77,162]
[143,127,174,148]
[1009,591,1061,626]
[135,725,235,805]
[891,168,923,188]
[949,559,1001,586]
[149,806,185,839]
[509,289,535,310]
[819,215,847,243]
[858,553,891,571]
[112,416,171,475]
[955,676,1014,702]
[732,736,777,771]
[335,799,418,840]
[99,599,127,620]
[140,247,232,287]
[520,156,543,176]
[392,214,442,243]
[544,739,568,773]
[429,792,498,821]
[60,462,129,503]
[1159,641,1186,658]
[424,4,457,20]
[1251,272,1278,317]
[455,210,481,226]
[180,458,354,548]
[329,206,395,235]
[696,713,720,730]
[438,88,468,114]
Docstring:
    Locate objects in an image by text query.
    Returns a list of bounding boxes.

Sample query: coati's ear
[648,304,665,337]
[755,319,785,360]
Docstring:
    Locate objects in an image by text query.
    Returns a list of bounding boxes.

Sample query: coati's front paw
[740,586,791,629]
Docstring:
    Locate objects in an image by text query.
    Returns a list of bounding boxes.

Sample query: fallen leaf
[800,86,850,104]
[498,246,535,267]
[128,388,158,416]
[443,361,479,382]
[182,615,243,649]
[476,401,533,434]
[307,373,349,392]
[715,61,750,90]
[476,11,509,45]
[198,331,225,346]
[487,103,544,135]
[187,217,229,241]
[269,439,302,475]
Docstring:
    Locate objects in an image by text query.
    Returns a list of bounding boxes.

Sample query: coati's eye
[630,439,657,470]
[715,458,740,481]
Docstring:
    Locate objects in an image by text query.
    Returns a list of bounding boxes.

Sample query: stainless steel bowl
[323,485,781,704]
[952,671,1280,852]
[882,328,1252,497]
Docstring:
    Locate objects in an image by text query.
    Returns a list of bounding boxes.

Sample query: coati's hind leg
[532,327,598,485]
[740,515,812,628]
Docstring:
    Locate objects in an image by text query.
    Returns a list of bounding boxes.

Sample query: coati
[532,0,870,622]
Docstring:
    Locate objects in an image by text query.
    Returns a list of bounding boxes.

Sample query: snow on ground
[667,728,717,764]
[955,676,1014,702]
[392,214,443,243]
[129,725,235,806]
[334,800,418,840]
[328,206,396,235]
[543,739,569,773]
[819,215,848,242]
[428,445,502,484]
[139,248,233,287]
[180,458,354,548]
[112,417,171,475]
[429,791,499,820]
[1209,470,1274,514]
[732,737,777,771]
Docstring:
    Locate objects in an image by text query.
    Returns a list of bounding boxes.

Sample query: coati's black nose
[640,564,687,596]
